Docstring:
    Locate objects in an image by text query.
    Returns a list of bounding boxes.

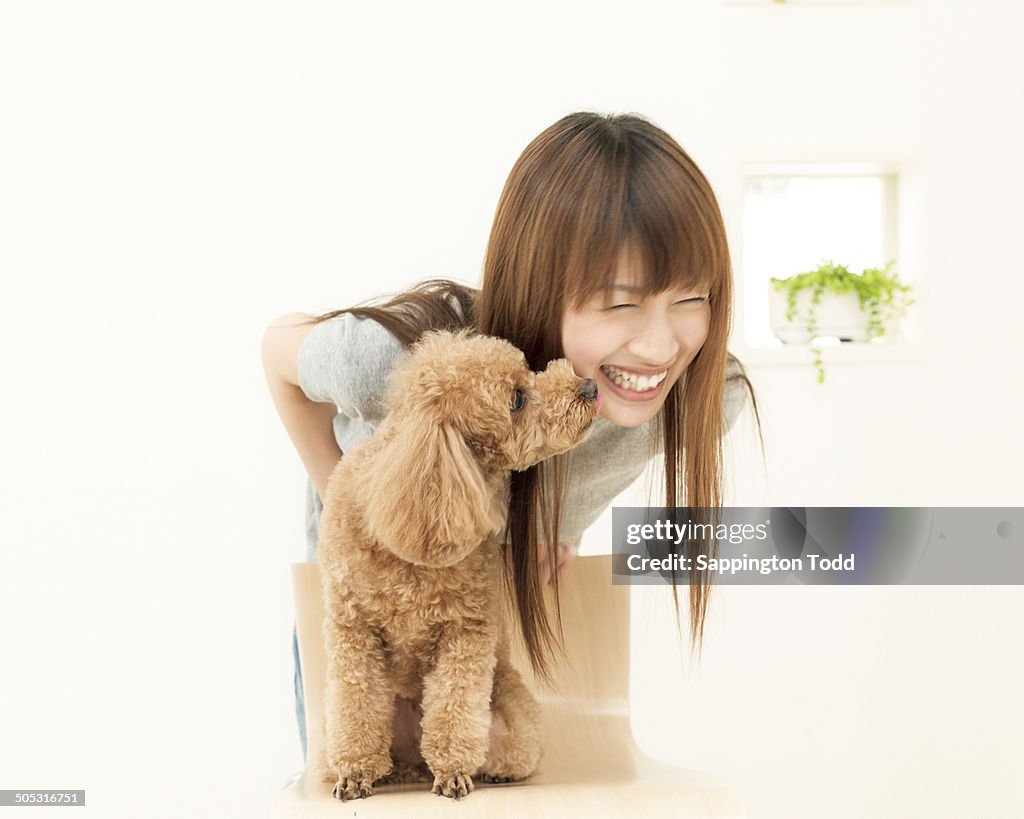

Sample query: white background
[1,1,1021,817]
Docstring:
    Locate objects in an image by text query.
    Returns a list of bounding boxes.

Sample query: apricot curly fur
[317,328,598,799]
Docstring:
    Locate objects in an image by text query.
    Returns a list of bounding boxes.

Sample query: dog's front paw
[331,774,375,801]
[431,771,475,800]
[327,751,391,800]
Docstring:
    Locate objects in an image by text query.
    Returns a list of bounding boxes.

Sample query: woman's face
[560,252,712,428]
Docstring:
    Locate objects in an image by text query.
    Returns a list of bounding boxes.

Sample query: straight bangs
[563,132,726,312]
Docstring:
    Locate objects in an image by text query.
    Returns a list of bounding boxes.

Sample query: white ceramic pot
[768,284,896,344]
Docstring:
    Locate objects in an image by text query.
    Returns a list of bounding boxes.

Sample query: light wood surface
[272,554,747,817]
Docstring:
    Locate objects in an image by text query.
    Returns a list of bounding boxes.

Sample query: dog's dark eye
[510,388,526,412]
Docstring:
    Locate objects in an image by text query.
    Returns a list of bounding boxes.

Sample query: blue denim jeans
[293,624,307,763]
[295,480,321,763]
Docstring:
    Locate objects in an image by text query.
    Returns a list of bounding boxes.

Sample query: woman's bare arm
[261,312,342,502]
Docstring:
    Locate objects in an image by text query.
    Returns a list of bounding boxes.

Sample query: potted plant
[768,260,915,383]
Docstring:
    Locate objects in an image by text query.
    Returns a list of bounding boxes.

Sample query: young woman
[262,111,763,765]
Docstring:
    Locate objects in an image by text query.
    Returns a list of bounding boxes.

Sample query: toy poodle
[316,327,601,800]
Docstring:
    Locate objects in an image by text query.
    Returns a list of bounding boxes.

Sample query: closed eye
[607,297,708,310]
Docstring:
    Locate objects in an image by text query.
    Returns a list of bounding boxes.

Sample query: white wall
[1,2,1020,818]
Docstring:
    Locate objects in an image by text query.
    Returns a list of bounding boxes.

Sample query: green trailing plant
[770,259,915,384]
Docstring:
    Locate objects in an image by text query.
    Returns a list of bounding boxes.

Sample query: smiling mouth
[599,364,669,393]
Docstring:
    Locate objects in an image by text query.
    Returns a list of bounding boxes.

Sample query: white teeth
[601,364,668,392]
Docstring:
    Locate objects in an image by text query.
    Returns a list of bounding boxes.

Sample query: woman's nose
[630,317,680,363]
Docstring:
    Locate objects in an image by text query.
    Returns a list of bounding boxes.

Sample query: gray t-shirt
[297,312,747,562]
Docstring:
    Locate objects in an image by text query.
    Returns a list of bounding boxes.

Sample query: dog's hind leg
[322,610,394,800]
[477,637,542,784]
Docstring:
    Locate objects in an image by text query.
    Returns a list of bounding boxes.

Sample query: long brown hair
[299,112,763,684]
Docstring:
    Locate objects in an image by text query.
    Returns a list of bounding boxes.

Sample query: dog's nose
[577,379,598,402]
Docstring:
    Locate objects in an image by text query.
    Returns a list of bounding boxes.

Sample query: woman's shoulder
[298,312,407,420]
[724,354,751,434]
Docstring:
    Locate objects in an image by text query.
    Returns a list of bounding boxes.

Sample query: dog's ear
[361,415,506,567]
